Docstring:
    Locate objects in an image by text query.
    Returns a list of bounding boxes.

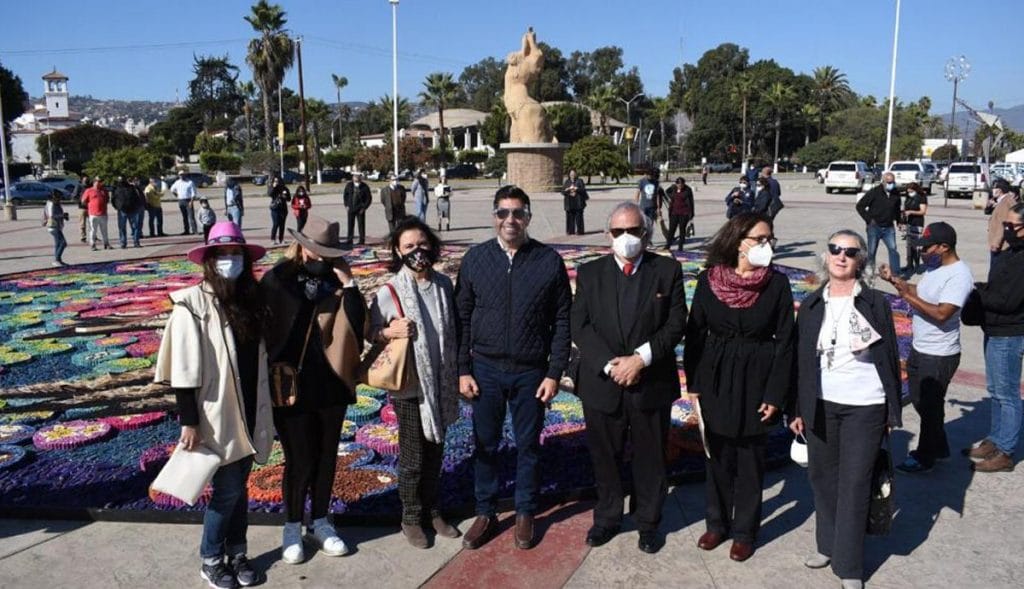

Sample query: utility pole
[390,0,400,176]
[278,83,285,176]
[883,0,901,169]
[1,78,14,219]
[296,36,311,190]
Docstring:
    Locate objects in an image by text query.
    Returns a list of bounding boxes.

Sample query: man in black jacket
[855,172,902,270]
[561,169,588,235]
[342,172,372,245]
[112,177,144,248]
[572,202,687,553]
[455,185,572,551]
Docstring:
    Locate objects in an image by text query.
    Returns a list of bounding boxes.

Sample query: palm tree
[244,0,295,150]
[331,73,348,147]
[586,85,617,135]
[375,94,412,132]
[812,65,853,136]
[650,97,676,164]
[765,82,796,168]
[419,72,459,164]
[729,72,754,163]
[237,80,258,150]
[799,103,819,146]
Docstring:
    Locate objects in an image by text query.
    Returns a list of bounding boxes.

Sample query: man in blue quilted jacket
[455,185,572,551]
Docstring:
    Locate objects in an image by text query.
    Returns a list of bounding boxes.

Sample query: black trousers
[907,349,960,464]
[666,214,692,251]
[704,432,766,543]
[295,209,309,233]
[393,396,445,525]
[273,404,347,522]
[565,209,585,235]
[583,400,670,532]
[269,207,287,242]
[346,209,366,244]
[807,400,886,580]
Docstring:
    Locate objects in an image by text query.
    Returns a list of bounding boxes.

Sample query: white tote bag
[150,444,223,505]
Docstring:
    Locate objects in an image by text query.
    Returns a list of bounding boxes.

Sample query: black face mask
[303,259,332,277]
[1004,226,1024,249]
[401,247,433,272]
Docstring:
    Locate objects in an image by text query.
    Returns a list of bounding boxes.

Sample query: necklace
[819,295,852,370]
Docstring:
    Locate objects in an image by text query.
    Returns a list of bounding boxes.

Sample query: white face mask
[746,243,774,267]
[612,232,644,259]
[907,191,917,197]
[214,255,244,280]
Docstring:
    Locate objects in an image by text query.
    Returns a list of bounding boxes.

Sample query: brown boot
[402,523,429,549]
[431,516,461,539]
[964,439,997,461]
[461,515,497,549]
[514,513,535,550]
[972,451,1015,473]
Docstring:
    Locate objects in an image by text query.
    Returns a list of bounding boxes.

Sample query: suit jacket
[561,178,588,211]
[343,182,372,213]
[379,184,407,221]
[571,252,688,413]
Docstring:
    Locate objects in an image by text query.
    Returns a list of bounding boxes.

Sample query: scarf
[390,269,459,443]
[297,268,339,302]
[708,264,772,309]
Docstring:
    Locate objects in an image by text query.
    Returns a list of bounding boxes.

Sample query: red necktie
[623,262,634,276]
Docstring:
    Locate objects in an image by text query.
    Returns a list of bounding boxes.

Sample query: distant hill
[936,103,1024,132]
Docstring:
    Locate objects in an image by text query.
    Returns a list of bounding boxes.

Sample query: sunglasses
[494,208,530,220]
[1001,221,1024,231]
[609,226,645,238]
[827,243,861,258]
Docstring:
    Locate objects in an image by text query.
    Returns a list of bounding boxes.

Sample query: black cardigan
[790,283,903,430]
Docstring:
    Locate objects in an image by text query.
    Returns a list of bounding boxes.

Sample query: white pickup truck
[944,163,987,198]
[887,161,935,194]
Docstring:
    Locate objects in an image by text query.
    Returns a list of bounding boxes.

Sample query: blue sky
[2,0,1021,113]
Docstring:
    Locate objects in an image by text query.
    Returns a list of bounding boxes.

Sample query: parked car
[990,163,1022,184]
[7,181,73,205]
[252,170,307,186]
[886,161,935,194]
[944,162,988,198]
[319,169,352,183]
[39,175,82,197]
[707,162,734,173]
[444,163,480,179]
[815,168,828,183]
[824,161,871,194]
[165,172,214,188]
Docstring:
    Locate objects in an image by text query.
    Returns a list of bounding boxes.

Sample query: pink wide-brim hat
[186,221,267,264]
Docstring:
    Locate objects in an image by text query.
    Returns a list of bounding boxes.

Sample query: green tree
[193,132,229,154]
[419,72,460,166]
[45,126,140,172]
[199,152,243,173]
[798,103,820,146]
[244,0,295,150]
[480,102,509,148]
[237,80,258,149]
[793,137,847,169]
[458,57,504,112]
[929,143,958,161]
[1,61,28,149]
[564,135,629,184]
[729,72,754,161]
[567,46,625,100]
[765,82,797,165]
[812,65,854,136]
[670,43,750,160]
[331,73,348,146]
[535,42,572,102]
[586,85,618,135]
[322,149,354,169]
[84,146,160,180]
[188,54,242,133]
[545,102,592,144]
[649,96,677,164]
[149,106,204,157]
[354,145,390,174]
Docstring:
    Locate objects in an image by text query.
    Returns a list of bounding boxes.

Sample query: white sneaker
[840,580,863,589]
[804,553,831,568]
[310,525,348,557]
[281,542,304,565]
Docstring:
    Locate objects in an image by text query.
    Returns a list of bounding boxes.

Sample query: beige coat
[154,283,274,464]
[988,193,1019,252]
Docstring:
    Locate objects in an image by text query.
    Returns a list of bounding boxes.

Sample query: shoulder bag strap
[385,283,405,318]
[296,311,316,372]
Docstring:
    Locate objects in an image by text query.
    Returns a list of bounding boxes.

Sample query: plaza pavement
[1,174,1021,588]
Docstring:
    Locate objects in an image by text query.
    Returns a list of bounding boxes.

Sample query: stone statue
[504,28,553,144]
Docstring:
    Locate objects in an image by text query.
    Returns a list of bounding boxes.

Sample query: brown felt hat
[288,215,347,258]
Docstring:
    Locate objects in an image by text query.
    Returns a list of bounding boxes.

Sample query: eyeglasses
[827,243,861,258]
[745,235,778,248]
[609,226,646,238]
[494,208,530,220]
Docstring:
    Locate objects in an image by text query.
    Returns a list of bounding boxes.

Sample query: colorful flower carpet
[0,246,913,521]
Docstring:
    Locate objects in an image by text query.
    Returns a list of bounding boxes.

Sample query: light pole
[390,0,400,176]
[619,92,644,166]
[883,0,901,169]
[44,109,53,171]
[0,77,13,214]
[944,55,970,159]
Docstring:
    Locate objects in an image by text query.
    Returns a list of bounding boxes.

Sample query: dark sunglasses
[494,207,529,220]
[609,226,645,238]
[827,243,861,257]
[1001,221,1024,231]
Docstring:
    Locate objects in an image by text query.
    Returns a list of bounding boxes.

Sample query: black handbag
[867,436,895,536]
[269,315,314,408]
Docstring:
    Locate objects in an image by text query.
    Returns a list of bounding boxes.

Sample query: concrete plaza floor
[1,174,1020,588]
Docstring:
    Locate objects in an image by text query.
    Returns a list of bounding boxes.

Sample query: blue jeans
[49,228,66,262]
[984,335,1024,455]
[226,205,243,229]
[270,207,287,242]
[866,223,899,270]
[471,358,546,516]
[200,455,254,559]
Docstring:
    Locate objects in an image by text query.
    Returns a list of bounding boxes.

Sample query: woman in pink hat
[155,221,275,589]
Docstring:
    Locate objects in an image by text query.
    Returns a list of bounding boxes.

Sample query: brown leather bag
[360,284,411,391]
[270,314,315,407]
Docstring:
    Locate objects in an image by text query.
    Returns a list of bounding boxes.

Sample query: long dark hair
[387,216,442,273]
[201,248,267,343]
[704,212,772,269]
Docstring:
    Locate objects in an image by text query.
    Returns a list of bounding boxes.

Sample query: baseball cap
[916,221,957,249]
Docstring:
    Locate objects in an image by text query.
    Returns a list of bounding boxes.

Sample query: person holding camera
[43,190,69,267]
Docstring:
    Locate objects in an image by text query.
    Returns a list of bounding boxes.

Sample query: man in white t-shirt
[881,221,974,473]
[170,172,198,235]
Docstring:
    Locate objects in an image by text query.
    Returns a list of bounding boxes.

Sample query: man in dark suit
[571,201,688,554]
[342,172,372,245]
[379,173,407,233]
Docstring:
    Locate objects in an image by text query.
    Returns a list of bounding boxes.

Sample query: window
[829,163,856,172]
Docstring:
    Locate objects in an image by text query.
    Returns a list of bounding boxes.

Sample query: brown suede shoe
[461,515,497,549]
[402,523,429,549]
[964,439,997,461]
[431,516,461,539]
[514,513,535,549]
[697,531,726,551]
[972,451,1015,473]
[729,541,755,562]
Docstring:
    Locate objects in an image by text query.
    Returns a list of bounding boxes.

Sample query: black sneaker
[201,561,239,589]
[228,555,259,587]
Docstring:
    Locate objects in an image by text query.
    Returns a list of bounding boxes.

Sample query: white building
[10,69,84,167]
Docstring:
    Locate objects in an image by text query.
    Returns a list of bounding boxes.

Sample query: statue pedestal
[501,143,569,192]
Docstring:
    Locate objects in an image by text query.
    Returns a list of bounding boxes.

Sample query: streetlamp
[44,109,53,171]
[882,0,901,169]
[619,92,644,166]
[389,0,400,176]
[0,77,12,215]
[944,55,970,159]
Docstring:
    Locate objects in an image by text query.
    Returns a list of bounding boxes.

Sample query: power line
[0,39,251,56]
[303,36,468,68]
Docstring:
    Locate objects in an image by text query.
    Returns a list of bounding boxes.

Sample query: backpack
[768,193,785,218]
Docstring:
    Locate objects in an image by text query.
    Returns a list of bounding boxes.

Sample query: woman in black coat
[683,212,795,562]
[788,230,902,589]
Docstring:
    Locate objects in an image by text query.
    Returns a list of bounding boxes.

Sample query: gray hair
[606,201,654,243]
[819,229,875,287]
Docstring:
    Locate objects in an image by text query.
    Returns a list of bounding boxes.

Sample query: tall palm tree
[331,73,348,147]
[650,96,676,164]
[799,103,819,146]
[376,94,412,132]
[244,0,295,150]
[419,72,459,164]
[812,65,853,136]
[765,82,796,168]
[729,72,754,162]
[586,85,617,135]
[237,80,258,150]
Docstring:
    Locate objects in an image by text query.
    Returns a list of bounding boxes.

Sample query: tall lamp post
[944,55,970,158]
[883,0,901,169]
[0,78,13,215]
[389,0,400,176]
[619,92,644,166]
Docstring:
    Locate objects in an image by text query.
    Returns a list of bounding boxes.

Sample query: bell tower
[42,68,69,119]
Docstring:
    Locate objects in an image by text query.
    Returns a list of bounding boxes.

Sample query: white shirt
[912,260,974,356]
[601,255,652,375]
[817,295,886,406]
[171,179,196,201]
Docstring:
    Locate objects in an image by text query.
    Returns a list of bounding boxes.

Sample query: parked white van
[824,161,871,194]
